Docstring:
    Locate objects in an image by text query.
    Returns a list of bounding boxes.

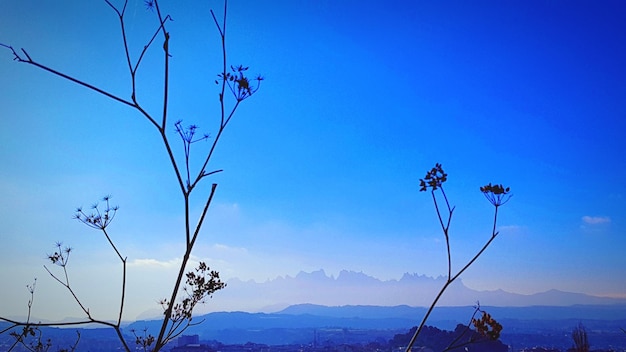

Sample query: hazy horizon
[9,268,626,323]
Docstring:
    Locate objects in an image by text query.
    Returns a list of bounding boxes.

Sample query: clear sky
[1,0,625,321]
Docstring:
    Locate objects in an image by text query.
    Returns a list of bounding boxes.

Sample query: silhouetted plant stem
[431,187,454,282]
[211,2,228,127]
[407,164,510,351]
[442,305,482,351]
[6,46,138,111]
[155,183,218,349]
[572,323,590,352]
[452,208,499,283]
[101,226,128,328]
[1,0,258,350]
[3,280,36,351]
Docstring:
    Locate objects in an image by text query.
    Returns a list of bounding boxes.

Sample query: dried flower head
[47,242,72,267]
[175,120,210,144]
[74,196,119,230]
[131,328,155,349]
[144,0,155,11]
[217,65,263,102]
[472,311,503,340]
[419,163,447,192]
[480,183,512,206]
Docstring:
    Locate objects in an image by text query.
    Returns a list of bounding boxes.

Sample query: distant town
[2,303,626,352]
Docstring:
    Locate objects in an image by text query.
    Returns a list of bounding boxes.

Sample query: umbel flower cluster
[419,163,447,192]
[480,183,512,207]
[218,65,263,102]
[411,163,509,350]
[73,195,119,230]
[419,163,512,207]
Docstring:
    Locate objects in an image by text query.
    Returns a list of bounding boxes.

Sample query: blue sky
[1,0,625,321]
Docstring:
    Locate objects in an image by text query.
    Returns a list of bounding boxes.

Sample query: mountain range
[186,269,626,316]
[6,266,626,349]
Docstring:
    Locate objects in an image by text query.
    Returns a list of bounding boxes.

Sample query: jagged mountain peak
[213,269,625,312]
[294,268,332,281]
[399,272,448,282]
[337,270,381,283]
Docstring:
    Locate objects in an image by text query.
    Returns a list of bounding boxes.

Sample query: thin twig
[405,179,505,352]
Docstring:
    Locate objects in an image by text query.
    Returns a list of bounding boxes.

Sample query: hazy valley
[5,270,625,351]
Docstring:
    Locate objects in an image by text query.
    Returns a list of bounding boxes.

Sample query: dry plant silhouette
[1,2,510,352]
[571,323,590,352]
[0,0,261,351]
[405,163,510,352]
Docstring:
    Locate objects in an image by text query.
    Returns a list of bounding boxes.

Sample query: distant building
[170,335,212,352]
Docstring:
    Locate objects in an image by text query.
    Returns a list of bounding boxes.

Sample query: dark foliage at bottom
[391,324,508,352]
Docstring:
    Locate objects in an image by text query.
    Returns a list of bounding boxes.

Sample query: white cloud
[582,216,611,225]
[128,257,181,268]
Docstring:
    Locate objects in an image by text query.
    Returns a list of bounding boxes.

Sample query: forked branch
[406,164,510,351]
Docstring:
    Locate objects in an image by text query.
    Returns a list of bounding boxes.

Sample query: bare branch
[406,164,510,352]
[2,1,259,350]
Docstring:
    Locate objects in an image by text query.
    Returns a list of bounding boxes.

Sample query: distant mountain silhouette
[124,303,626,345]
[276,303,626,321]
[203,269,626,313]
